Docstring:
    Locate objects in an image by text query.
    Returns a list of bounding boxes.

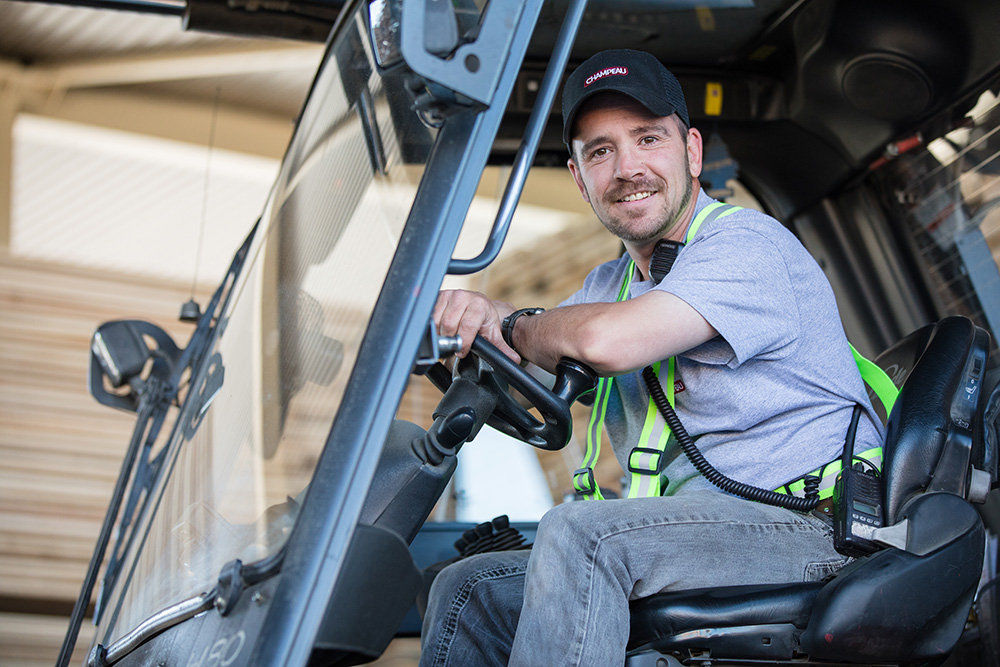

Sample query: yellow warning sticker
[705,82,723,116]
[696,7,715,31]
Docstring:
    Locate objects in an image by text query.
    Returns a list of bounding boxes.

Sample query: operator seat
[626,316,998,665]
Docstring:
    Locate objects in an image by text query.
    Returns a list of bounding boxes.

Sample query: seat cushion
[628,581,823,652]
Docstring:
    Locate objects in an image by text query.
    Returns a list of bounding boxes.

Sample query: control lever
[413,407,477,466]
[552,358,598,406]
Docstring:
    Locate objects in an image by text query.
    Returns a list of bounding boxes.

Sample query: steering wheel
[426,336,597,450]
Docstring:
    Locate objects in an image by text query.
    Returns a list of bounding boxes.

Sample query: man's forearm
[510,302,630,375]
[510,292,718,376]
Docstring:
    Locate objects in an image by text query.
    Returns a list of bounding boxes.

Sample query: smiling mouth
[618,191,655,203]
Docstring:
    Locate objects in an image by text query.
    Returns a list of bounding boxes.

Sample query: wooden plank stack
[0,253,210,665]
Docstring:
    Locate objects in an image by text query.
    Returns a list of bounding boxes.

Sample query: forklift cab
[65,1,1000,666]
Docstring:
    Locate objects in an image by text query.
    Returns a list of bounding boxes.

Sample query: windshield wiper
[57,221,259,667]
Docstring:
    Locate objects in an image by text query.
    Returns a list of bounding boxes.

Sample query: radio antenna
[180,85,222,322]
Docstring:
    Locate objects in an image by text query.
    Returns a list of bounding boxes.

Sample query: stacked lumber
[0,253,210,662]
[0,612,94,667]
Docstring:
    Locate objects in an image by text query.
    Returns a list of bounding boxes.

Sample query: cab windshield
[95,14,435,646]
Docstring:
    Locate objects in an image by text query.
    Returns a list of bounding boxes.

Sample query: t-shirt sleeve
[656,225,799,366]
[559,286,586,308]
[559,257,626,308]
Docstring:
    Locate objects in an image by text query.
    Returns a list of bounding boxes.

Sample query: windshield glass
[96,11,435,645]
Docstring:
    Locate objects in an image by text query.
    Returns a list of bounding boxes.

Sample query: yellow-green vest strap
[624,203,741,498]
[850,343,900,416]
[769,345,894,501]
[573,261,636,500]
[774,446,882,501]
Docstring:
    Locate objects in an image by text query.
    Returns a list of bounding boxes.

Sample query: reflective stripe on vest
[851,343,899,416]
[573,202,740,500]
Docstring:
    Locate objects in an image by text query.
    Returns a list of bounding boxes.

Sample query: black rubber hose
[642,366,820,512]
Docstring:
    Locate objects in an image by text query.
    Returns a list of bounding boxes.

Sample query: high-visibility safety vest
[571,202,898,502]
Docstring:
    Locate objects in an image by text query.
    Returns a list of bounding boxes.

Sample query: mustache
[604,179,663,203]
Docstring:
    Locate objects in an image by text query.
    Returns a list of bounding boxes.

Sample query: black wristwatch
[501,307,544,351]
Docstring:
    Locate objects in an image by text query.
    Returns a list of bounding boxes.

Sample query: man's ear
[686,126,704,178]
[567,155,591,204]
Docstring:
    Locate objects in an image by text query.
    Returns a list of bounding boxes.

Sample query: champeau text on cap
[584,66,628,87]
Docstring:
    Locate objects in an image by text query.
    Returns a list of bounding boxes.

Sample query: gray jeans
[419,491,845,667]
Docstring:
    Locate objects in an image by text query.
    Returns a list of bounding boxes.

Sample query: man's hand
[433,289,519,362]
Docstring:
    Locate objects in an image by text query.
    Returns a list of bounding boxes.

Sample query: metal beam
[1,43,322,92]
[20,88,294,158]
[17,0,186,17]
[1,50,305,156]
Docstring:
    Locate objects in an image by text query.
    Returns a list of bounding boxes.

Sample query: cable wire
[642,366,821,512]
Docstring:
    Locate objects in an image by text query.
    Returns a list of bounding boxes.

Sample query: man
[421,49,882,666]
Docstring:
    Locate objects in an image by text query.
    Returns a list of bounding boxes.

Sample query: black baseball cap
[561,49,689,147]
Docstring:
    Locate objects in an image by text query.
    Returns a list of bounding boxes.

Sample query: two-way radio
[832,405,884,557]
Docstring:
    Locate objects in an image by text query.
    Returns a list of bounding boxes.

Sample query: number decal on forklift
[187,630,246,667]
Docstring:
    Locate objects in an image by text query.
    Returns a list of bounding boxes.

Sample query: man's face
[567,94,702,245]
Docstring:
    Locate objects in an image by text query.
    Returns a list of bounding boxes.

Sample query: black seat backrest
[880,316,992,524]
[869,323,934,423]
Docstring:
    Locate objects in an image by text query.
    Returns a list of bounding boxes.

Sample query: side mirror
[89,320,181,412]
[91,321,150,388]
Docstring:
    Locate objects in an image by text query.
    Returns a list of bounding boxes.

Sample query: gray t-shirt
[562,191,883,495]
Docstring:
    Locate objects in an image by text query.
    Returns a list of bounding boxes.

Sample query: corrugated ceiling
[1,0,324,285]
[1,1,236,62]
